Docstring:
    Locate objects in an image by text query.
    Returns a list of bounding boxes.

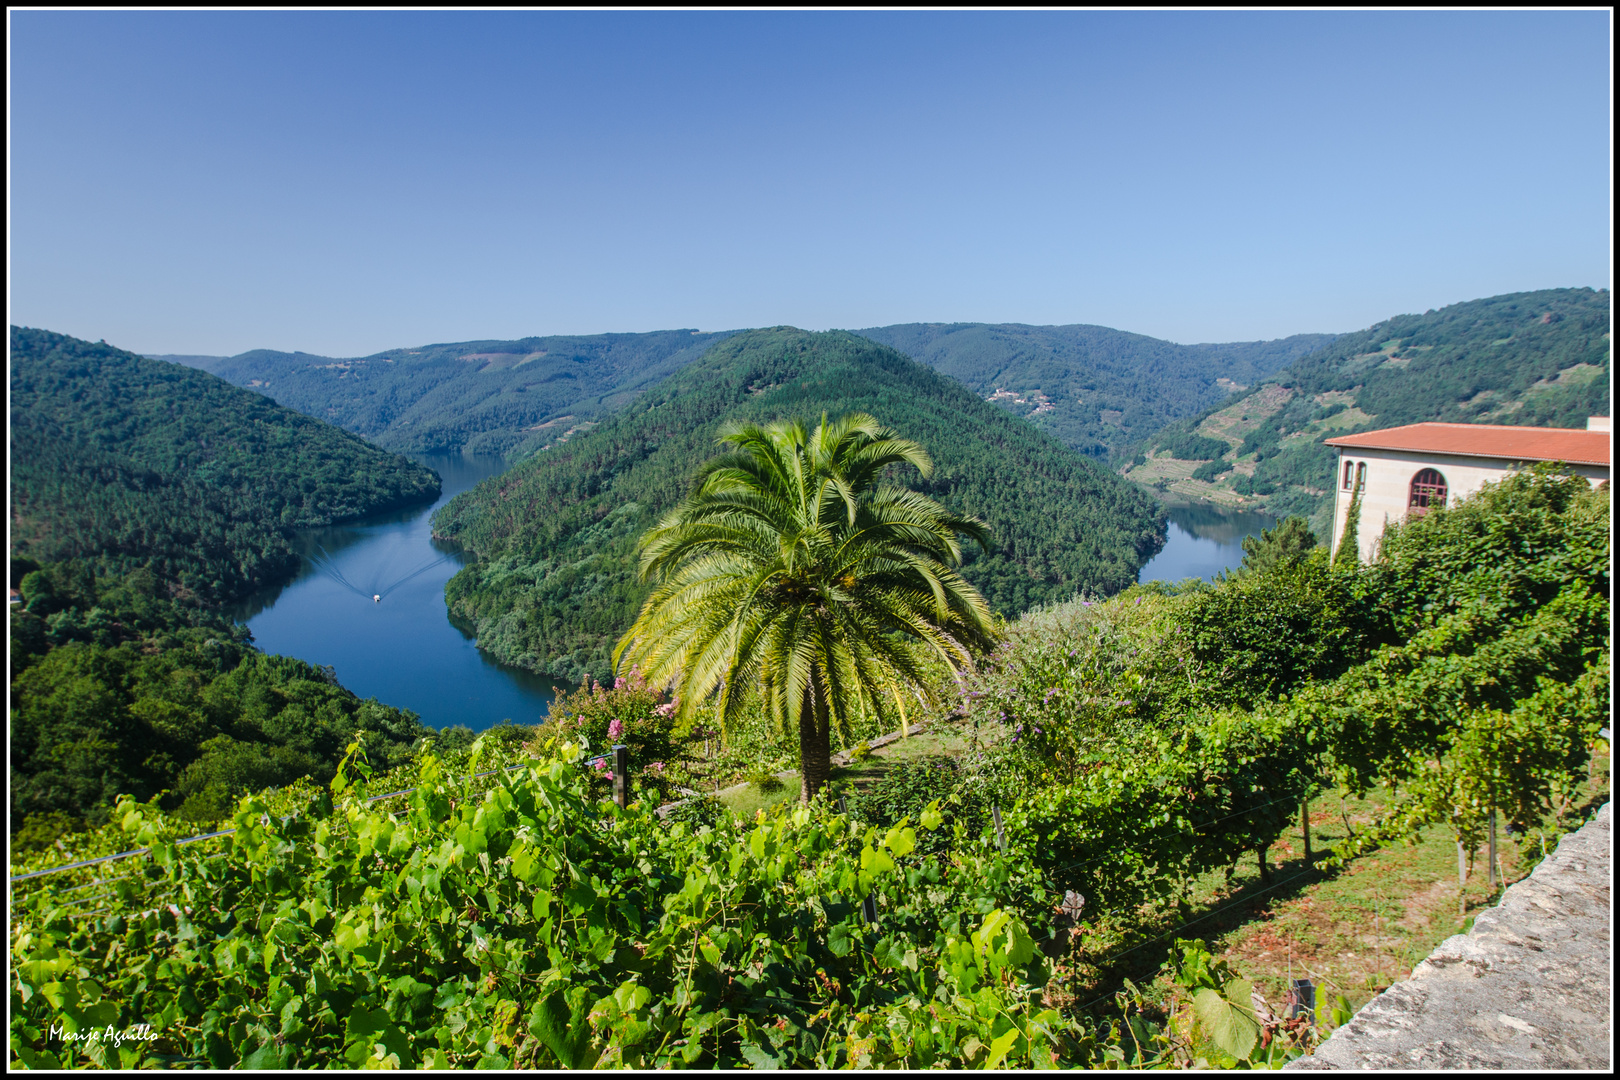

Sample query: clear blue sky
[9,10,1611,357]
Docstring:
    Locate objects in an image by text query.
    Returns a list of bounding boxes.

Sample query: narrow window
[1408,468,1447,517]
[1343,460,1354,489]
[1354,462,1366,490]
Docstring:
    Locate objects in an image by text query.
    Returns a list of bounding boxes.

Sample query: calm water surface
[1137,501,1277,585]
[237,472,1266,726]
[234,454,559,732]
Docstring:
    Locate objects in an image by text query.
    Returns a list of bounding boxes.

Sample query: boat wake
[311,544,454,604]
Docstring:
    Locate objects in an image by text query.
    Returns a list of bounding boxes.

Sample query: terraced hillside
[1128,289,1611,536]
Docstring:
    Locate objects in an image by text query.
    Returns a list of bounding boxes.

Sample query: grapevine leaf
[240,1039,289,1069]
[984,1026,1021,1069]
[1192,985,1259,1060]
[741,1042,782,1069]
[531,985,599,1069]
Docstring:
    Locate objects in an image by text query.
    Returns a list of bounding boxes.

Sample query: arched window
[1354,462,1366,490]
[1408,468,1447,517]
[1343,460,1354,490]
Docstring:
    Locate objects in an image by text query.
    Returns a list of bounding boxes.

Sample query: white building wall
[1329,449,1608,563]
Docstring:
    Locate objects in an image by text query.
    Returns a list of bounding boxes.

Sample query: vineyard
[9,466,1608,1068]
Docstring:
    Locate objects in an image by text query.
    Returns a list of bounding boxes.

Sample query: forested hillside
[155,330,738,457]
[1130,288,1612,535]
[854,323,1337,460]
[434,328,1167,686]
[9,327,447,835]
[164,323,1336,466]
[9,564,431,833]
[12,328,440,598]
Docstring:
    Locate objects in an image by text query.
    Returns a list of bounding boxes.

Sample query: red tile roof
[1325,423,1610,467]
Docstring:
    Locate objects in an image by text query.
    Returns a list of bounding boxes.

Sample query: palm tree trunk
[799,673,832,804]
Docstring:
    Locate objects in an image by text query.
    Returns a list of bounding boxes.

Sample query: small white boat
[373,594,381,603]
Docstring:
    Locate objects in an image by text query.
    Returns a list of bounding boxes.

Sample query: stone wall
[1286,802,1611,1070]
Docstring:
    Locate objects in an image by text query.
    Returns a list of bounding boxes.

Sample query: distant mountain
[11,327,440,603]
[157,324,1338,465]
[153,330,741,457]
[433,328,1167,686]
[1129,288,1612,537]
[851,323,1338,460]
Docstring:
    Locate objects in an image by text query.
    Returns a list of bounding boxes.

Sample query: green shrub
[747,767,786,795]
[1165,434,1230,461]
[663,794,727,831]
[1238,516,1318,576]
[1182,549,1372,707]
[847,754,993,857]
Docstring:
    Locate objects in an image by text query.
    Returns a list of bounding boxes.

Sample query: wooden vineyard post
[1488,810,1498,890]
[1457,838,1467,917]
[1374,885,1382,989]
[613,745,629,809]
[1302,797,1312,865]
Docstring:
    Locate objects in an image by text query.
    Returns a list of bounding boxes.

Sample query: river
[235,458,1268,731]
[1137,501,1277,585]
[232,453,559,733]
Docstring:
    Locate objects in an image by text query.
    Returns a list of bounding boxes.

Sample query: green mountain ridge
[154,323,1338,463]
[432,327,1168,687]
[853,323,1339,459]
[153,330,741,457]
[1127,288,1612,536]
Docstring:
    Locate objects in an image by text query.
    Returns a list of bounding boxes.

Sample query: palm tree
[613,413,998,803]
